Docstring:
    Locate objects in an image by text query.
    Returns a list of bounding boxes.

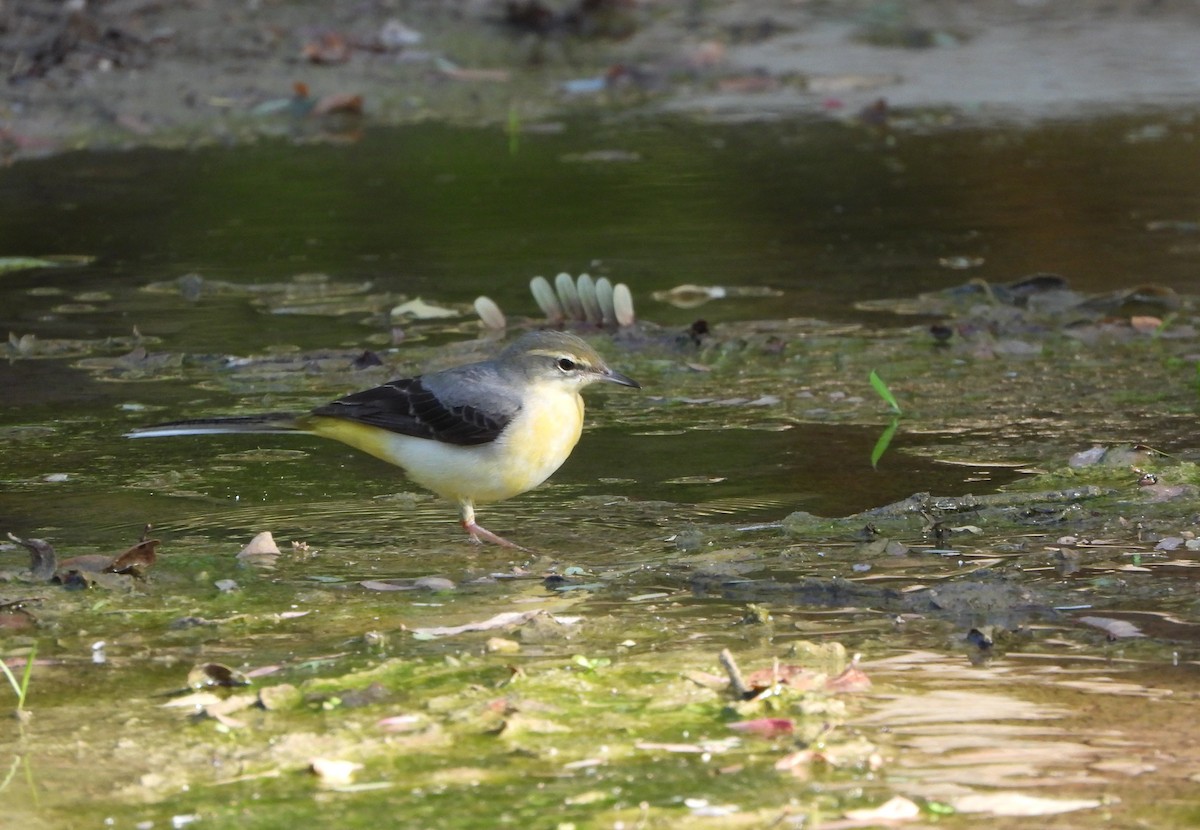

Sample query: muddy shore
[3,0,1200,161]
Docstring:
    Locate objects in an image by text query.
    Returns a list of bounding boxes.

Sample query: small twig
[718,648,750,699]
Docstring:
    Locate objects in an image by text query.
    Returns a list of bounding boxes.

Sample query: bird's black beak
[603,368,641,389]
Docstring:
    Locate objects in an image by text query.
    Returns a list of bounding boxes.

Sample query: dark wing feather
[310,376,510,446]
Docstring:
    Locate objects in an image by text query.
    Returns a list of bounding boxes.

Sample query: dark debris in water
[857,273,1184,327]
[5,525,160,585]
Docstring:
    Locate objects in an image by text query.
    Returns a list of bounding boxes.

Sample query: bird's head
[502,330,640,390]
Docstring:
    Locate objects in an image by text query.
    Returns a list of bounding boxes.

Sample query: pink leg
[460,502,526,550]
[462,519,525,550]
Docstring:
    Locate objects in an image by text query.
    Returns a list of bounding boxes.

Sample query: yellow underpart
[298,379,585,506]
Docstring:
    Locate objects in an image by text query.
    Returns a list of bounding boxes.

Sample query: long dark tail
[126,412,305,439]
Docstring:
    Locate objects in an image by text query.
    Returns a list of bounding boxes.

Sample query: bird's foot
[462,519,527,551]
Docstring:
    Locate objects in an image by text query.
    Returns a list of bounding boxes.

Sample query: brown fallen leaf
[106,538,159,577]
[744,663,823,694]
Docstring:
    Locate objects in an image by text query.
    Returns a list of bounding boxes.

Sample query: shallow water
[3,113,1200,828]
[3,114,1198,526]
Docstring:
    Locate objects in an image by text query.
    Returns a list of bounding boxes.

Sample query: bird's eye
[556,357,577,373]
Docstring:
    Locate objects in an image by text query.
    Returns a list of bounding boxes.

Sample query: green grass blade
[869,370,903,415]
[0,659,18,699]
[871,417,900,469]
[1,645,36,711]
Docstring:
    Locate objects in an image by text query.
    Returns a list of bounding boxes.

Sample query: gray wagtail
[127,331,640,548]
